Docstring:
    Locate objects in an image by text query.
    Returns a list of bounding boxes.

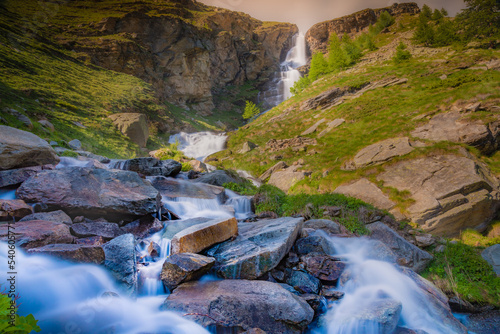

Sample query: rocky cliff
[58,0,297,116]
[305,2,420,55]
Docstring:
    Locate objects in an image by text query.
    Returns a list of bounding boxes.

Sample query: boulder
[303,219,341,235]
[37,120,54,132]
[68,139,82,150]
[367,222,433,273]
[300,87,348,111]
[162,280,314,334]
[112,157,181,177]
[170,217,238,254]
[295,235,333,255]
[301,119,325,136]
[162,217,212,239]
[19,210,72,225]
[160,253,215,291]
[0,125,60,170]
[481,244,500,276]
[188,160,208,172]
[239,141,258,154]
[259,161,288,181]
[301,253,347,284]
[268,166,308,193]
[0,165,54,188]
[342,137,414,170]
[70,220,123,240]
[411,112,499,155]
[121,215,164,239]
[16,167,160,221]
[192,170,246,187]
[27,244,105,264]
[0,220,74,249]
[0,199,33,220]
[334,178,395,210]
[377,155,500,236]
[109,113,149,147]
[286,270,321,294]
[151,177,226,202]
[102,234,137,296]
[75,236,106,246]
[206,217,303,279]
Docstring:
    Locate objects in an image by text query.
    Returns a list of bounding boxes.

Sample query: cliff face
[59,0,297,116]
[305,2,420,55]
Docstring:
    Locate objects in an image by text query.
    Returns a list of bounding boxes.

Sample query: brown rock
[0,199,33,220]
[265,137,317,153]
[268,166,307,193]
[108,113,149,147]
[259,161,288,181]
[0,220,74,249]
[19,210,72,225]
[170,217,238,254]
[0,165,55,188]
[160,253,215,291]
[334,178,395,210]
[188,159,208,172]
[27,244,105,264]
[302,254,346,283]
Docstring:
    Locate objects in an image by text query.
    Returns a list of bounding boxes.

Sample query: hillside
[0,0,297,157]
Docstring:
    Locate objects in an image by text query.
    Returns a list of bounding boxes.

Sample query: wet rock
[301,253,346,283]
[70,220,123,240]
[303,219,341,235]
[466,309,500,334]
[367,222,432,273]
[75,236,106,246]
[377,155,500,236]
[68,139,82,150]
[286,270,321,294]
[163,217,212,239]
[162,280,314,334]
[0,125,60,170]
[151,177,226,202]
[259,161,288,181]
[109,113,149,147]
[27,244,105,264]
[295,235,332,255]
[113,157,181,177]
[102,234,137,296]
[334,178,396,210]
[147,241,161,258]
[0,220,74,249]
[16,167,160,221]
[206,217,303,279]
[121,215,163,239]
[0,165,54,188]
[192,169,246,187]
[170,217,238,254]
[19,210,72,225]
[342,137,414,170]
[160,253,215,291]
[301,294,327,314]
[481,244,500,276]
[239,141,258,154]
[74,151,110,163]
[0,199,33,220]
[321,288,344,300]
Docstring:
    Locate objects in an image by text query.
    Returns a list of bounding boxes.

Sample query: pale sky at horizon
[198,0,466,31]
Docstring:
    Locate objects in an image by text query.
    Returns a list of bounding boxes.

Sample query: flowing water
[169,132,227,161]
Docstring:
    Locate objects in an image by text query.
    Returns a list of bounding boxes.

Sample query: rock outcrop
[108,113,149,147]
[16,167,160,221]
[67,0,297,116]
[334,178,395,210]
[305,3,420,54]
[268,165,309,193]
[0,125,59,170]
[162,280,314,333]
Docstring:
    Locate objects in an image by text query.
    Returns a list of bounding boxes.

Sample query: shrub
[309,52,329,81]
[242,100,260,120]
[254,184,286,215]
[60,150,78,158]
[223,181,257,196]
[393,41,412,64]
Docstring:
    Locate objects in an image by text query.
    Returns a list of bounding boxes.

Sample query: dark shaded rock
[162,280,314,334]
[367,222,433,273]
[286,270,321,294]
[278,283,300,295]
[112,157,181,177]
[303,219,341,234]
[75,236,106,246]
[321,288,344,300]
[27,243,104,264]
[109,113,149,147]
[0,220,74,249]
[151,176,226,202]
[160,253,215,291]
[0,125,59,170]
[0,165,54,188]
[16,167,160,221]
[295,235,332,255]
[301,253,346,283]
[102,234,137,296]
[19,210,72,225]
[121,215,163,239]
[206,217,303,279]
[0,199,33,220]
[192,170,246,187]
[147,241,161,258]
[466,310,500,334]
[300,87,348,111]
[301,294,327,314]
[70,220,123,240]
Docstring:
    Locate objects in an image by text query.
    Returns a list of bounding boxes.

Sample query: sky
[198,0,466,31]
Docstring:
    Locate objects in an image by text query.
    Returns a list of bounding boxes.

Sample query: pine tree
[242,101,260,120]
[328,33,350,71]
[309,52,329,81]
[421,4,432,20]
[393,41,412,64]
[455,0,500,41]
[432,8,444,21]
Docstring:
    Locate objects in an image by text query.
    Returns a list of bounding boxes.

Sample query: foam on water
[169,132,227,162]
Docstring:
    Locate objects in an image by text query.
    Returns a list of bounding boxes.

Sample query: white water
[319,235,463,334]
[169,132,227,162]
[225,189,253,220]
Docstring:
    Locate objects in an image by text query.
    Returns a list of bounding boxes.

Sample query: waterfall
[169,132,227,162]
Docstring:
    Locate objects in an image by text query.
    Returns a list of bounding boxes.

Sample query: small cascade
[169,132,227,162]
[56,156,95,169]
[225,189,253,220]
[163,196,233,220]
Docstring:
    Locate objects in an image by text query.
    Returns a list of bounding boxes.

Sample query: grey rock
[334,178,396,210]
[317,118,346,138]
[286,270,321,294]
[304,219,341,234]
[160,253,215,291]
[295,235,333,255]
[75,151,111,164]
[121,215,163,239]
[268,165,307,193]
[70,220,123,240]
[162,217,212,239]
[301,119,325,136]
[151,177,226,202]
[68,139,82,150]
[38,120,54,132]
[192,169,246,187]
[0,220,74,249]
[27,244,104,264]
[206,217,303,279]
[0,165,55,188]
[481,244,500,276]
[20,210,72,225]
[239,141,258,154]
[259,161,288,181]
[162,280,314,334]
[102,234,137,296]
[112,157,181,177]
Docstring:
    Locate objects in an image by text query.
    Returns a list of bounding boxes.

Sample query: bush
[242,100,260,120]
[309,52,329,81]
[223,181,257,196]
[393,42,412,64]
[254,184,286,215]
[0,292,41,333]
[151,141,186,161]
[374,11,395,33]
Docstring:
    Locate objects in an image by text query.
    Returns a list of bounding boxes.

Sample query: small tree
[341,33,362,62]
[432,8,444,21]
[242,101,260,120]
[421,4,433,20]
[393,42,412,64]
[309,51,329,81]
[328,33,350,71]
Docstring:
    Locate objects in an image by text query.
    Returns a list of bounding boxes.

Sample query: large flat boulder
[170,217,238,254]
[0,165,54,188]
[377,155,500,236]
[0,220,74,249]
[162,217,212,239]
[27,244,105,264]
[0,125,60,170]
[206,217,303,279]
[162,280,314,334]
[0,199,33,220]
[411,112,499,155]
[192,170,245,187]
[70,220,123,240]
[16,167,160,221]
[343,137,414,170]
[108,113,149,147]
[151,177,226,202]
[367,222,433,273]
[333,178,395,210]
[19,210,73,225]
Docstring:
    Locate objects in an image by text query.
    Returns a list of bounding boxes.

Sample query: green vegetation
[393,42,412,64]
[242,101,261,120]
[150,141,188,161]
[423,242,500,307]
[0,292,40,333]
[60,150,78,158]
